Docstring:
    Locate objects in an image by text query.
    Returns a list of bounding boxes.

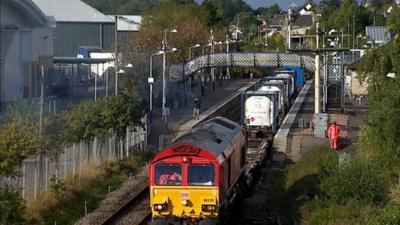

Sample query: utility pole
[210,30,215,91]
[315,54,321,114]
[352,15,355,61]
[288,8,292,49]
[162,29,167,122]
[226,34,231,79]
[114,15,118,95]
[38,65,45,194]
[316,23,319,49]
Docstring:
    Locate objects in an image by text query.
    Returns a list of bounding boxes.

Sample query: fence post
[64,148,67,180]
[45,157,48,191]
[126,127,129,157]
[22,162,26,199]
[34,159,38,199]
[72,144,75,177]
[79,141,83,174]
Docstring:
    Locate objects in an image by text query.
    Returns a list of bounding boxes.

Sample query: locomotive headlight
[154,203,167,211]
[182,199,189,206]
[201,204,216,211]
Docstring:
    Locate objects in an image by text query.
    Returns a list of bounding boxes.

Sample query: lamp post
[149,51,164,123]
[115,68,125,95]
[162,28,177,122]
[225,34,235,80]
[188,44,200,60]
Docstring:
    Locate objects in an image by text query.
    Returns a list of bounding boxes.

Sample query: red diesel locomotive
[149,117,247,225]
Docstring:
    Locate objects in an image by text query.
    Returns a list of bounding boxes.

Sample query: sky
[194,0,316,9]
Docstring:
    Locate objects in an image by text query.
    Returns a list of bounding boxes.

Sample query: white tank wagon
[262,77,292,108]
[240,90,280,134]
[276,74,295,96]
[259,80,288,113]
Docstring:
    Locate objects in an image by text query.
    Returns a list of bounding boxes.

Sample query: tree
[0,116,40,177]
[255,3,281,18]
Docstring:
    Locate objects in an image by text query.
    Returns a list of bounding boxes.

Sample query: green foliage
[368,204,400,225]
[49,176,66,199]
[0,188,25,225]
[63,96,146,145]
[201,0,226,27]
[0,116,40,176]
[255,4,281,18]
[26,153,151,225]
[319,156,386,204]
[387,5,400,35]
[320,0,372,35]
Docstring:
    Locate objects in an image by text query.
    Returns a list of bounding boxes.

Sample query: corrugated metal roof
[365,26,391,44]
[31,0,113,23]
[108,15,142,31]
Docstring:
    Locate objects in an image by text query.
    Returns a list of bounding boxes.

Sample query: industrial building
[32,0,115,57]
[0,0,55,103]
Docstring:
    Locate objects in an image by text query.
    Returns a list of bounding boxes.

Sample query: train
[148,67,305,225]
[149,117,247,225]
[241,68,304,137]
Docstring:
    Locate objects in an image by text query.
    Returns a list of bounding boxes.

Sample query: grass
[257,146,333,224]
[25,152,153,225]
[266,145,400,225]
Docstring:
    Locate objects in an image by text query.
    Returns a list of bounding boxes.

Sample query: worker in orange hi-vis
[328,121,341,151]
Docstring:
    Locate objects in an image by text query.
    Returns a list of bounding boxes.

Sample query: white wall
[0,1,53,102]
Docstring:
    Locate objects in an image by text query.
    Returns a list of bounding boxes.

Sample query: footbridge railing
[168,52,316,81]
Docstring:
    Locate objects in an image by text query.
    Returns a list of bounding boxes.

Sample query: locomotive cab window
[155,163,182,185]
[188,164,215,186]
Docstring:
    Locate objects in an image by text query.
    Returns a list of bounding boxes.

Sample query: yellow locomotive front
[149,151,221,225]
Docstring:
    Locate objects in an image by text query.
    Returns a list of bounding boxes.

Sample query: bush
[319,155,386,204]
[0,188,25,225]
[369,204,400,225]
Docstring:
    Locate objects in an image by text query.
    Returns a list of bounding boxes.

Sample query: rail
[100,184,151,225]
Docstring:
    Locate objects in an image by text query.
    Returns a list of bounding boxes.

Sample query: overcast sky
[194,0,316,9]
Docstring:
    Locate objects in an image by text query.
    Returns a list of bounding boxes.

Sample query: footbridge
[166,51,346,113]
[168,52,316,81]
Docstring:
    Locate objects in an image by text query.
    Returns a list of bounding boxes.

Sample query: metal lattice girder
[321,63,345,84]
[168,52,317,81]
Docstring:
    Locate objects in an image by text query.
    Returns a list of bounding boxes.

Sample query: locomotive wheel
[198,219,218,225]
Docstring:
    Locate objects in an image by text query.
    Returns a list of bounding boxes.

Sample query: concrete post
[315,54,321,114]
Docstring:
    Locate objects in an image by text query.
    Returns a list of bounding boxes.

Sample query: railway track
[100,184,151,225]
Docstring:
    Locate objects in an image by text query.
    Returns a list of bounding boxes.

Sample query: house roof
[269,14,286,27]
[108,15,142,31]
[292,15,313,28]
[31,0,113,23]
[3,0,55,27]
[365,26,391,44]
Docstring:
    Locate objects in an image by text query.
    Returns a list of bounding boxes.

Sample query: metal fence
[0,116,147,200]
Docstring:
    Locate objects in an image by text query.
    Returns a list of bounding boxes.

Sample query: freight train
[148,67,305,225]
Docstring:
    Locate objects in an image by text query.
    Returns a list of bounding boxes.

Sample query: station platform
[273,80,368,162]
[148,79,257,150]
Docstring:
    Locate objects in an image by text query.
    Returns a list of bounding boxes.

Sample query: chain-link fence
[0,116,147,200]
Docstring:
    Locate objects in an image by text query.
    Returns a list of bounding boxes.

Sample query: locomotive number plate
[180,192,190,199]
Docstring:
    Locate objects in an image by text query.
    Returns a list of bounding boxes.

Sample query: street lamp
[149,50,164,123]
[225,34,236,80]
[188,44,201,60]
[115,68,125,95]
[161,28,178,122]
